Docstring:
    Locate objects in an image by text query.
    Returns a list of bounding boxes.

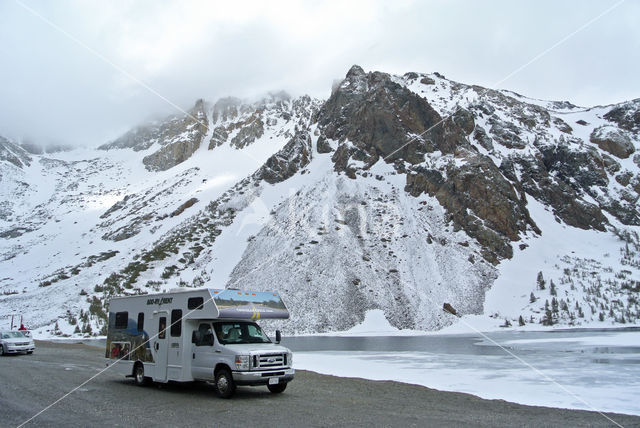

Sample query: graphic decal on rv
[105,313,153,363]
[146,297,173,306]
[211,289,289,319]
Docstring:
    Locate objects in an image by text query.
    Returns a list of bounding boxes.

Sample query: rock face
[317,66,538,263]
[603,98,640,132]
[259,130,313,184]
[101,93,321,173]
[99,100,208,172]
[406,156,535,263]
[317,65,462,167]
[141,100,209,171]
[0,137,31,169]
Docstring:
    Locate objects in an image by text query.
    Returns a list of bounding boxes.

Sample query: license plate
[268,377,279,385]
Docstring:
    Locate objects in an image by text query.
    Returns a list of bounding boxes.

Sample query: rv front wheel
[214,368,236,399]
[267,383,287,394]
[134,363,149,386]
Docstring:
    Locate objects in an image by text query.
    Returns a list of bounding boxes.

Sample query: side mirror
[204,333,214,346]
[275,330,281,344]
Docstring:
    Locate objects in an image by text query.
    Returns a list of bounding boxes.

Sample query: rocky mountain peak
[318,66,473,174]
[346,64,365,78]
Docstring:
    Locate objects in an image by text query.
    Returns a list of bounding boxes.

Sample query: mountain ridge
[1,65,638,336]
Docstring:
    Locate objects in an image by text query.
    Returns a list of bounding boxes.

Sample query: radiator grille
[254,353,286,369]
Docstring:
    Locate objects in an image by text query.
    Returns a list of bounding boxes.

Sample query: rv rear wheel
[134,363,149,386]
[214,368,236,399]
[267,383,287,394]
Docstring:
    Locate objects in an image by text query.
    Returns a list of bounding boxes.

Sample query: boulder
[316,135,333,154]
[590,126,635,159]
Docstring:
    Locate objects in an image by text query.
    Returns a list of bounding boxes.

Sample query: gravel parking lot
[0,341,638,427]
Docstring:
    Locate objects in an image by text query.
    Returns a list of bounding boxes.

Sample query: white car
[0,330,35,355]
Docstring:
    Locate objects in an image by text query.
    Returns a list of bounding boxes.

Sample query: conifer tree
[543,309,554,326]
[537,272,546,290]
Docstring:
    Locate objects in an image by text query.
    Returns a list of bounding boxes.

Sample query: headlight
[287,352,293,366]
[235,355,250,370]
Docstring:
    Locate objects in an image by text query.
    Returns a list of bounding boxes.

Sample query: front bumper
[4,344,35,354]
[232,368,294,386]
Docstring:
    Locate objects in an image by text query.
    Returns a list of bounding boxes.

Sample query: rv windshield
[213,321,271,345]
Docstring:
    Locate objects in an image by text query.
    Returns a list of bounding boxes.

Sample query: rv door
[191,322,215,381]
[152,314,169,382]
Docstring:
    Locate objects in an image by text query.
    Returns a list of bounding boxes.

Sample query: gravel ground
[0,341,638,427]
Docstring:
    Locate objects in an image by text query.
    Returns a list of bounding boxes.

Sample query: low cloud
[0,0,638,147]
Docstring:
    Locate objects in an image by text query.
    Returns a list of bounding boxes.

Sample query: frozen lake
[70,327,640,417]
[284,328,640,417]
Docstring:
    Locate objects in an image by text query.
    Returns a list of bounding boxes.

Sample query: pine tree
[529,292,536,303]
[543,309,554,326]
[519,315,525,326]
[537,272,546,290]
[550,279,557,296]
[82,322,92,334]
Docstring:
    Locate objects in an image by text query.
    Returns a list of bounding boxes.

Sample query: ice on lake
[286,328,640,417]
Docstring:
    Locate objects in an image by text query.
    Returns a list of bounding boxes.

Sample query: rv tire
[267,382,287,394]
[134,362,149,386]
[214,368,236,399]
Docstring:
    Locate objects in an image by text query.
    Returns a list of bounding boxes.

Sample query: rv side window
[115,312,128,329]
[195,323,214,346]
[188,297,204,310]
[158,317,166,339]
[137,312,144,332]
[170,309,182,337]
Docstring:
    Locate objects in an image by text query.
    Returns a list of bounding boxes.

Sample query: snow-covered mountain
[1,66,639,336]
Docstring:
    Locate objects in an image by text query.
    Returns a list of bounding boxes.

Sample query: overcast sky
[0,0,638,147]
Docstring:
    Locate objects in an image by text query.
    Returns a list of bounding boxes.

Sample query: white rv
[105,288,294,398]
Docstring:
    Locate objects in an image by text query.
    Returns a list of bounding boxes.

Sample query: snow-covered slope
[1,67,638,337]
